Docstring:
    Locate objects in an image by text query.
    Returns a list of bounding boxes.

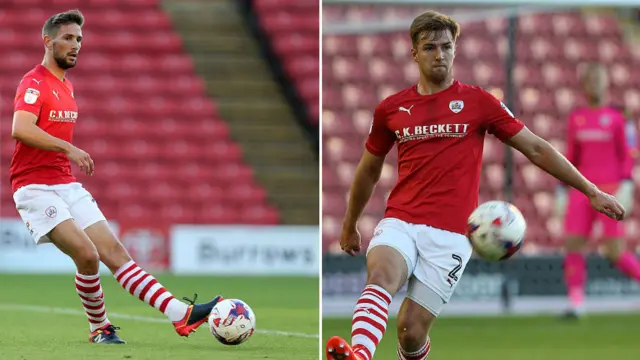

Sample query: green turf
[0,274,319,360]
[324,313,640,359]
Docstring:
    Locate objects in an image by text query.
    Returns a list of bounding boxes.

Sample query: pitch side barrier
[322,253,640,318]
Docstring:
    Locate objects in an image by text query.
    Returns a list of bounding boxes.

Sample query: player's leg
[48,220,125,344]
[400,224,473,359]
[63,184,222,336]
[599,215,640,282]
[326,218,418,360]
[561,189,592,317]
[12,185,123,344]
[396,285,437,359]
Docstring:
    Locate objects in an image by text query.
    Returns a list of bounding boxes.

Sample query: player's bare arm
[506,126,625,220]
[12,110,94,176]
[341,149,386,256]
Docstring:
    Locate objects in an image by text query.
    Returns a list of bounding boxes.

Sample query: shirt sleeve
[481,89,525,142]
[364,99,396,156]
[14,77,45,116]
[615,113,637,180]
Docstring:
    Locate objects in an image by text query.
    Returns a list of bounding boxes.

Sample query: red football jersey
[10,64,77,193]
[365,81,524,235]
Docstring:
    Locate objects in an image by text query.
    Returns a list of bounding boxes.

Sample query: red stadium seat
[253,0,319,125]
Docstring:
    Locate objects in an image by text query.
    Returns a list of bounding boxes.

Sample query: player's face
[582,67,608,100]
[411,29,455,84]
[47,23,82,70]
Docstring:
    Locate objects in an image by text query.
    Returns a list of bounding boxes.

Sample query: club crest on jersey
[449,100,464,113]
[599,115,611,127]
[24,88,40,105]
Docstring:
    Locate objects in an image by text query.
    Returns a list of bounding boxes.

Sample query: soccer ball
[466,200,526,261]
[208,299,256,345]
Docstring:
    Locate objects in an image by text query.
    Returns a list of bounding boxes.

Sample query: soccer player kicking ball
[325,11,625,360]
[10,10,222,344]
[555,62,639,319]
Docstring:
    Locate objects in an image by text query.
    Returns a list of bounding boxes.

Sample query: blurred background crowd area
[322,1,640,255]
[0,0,319,230]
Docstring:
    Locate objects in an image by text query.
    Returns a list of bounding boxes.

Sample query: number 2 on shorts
[448,254,463,281]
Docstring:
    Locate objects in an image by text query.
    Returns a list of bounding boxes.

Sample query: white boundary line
[0,303,318,339]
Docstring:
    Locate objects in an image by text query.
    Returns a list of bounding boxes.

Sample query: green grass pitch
[323,313,640,359]
[0,274,319,360]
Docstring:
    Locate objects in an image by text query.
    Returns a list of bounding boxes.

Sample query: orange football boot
[326,336,366,360]
[172,294,223,337]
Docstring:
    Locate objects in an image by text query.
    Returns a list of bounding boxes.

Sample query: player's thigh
[84,220,131,270]
[60,184,129,268]
[598,213,626,259]
[365,218,419,293]
[49,218,100,263]
[13,185,73,244]
[413,225,473,305]
[598,212,624,240]
[397,287,438,347]
[59,183,107,231]
[564,189,595,239]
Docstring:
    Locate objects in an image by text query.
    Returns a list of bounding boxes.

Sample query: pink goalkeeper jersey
[565,106,637,186]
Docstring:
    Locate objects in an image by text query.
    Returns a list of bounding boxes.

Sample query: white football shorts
[13,182,107,244]
[366,217,473,316]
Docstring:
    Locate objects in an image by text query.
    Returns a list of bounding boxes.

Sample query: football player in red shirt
[10,10,222,344]
[325,10,624,360]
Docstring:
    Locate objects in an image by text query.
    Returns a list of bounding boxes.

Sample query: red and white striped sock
[397,337,431,360]
[75,272,110,331]
[351,284,392,360]
[113,260,188,322]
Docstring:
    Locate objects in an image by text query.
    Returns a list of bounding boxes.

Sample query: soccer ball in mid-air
[466,200,526,261]
[208,299,256,345]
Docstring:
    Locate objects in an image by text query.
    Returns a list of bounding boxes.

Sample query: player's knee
[366,246,408,294]
[397,316,432,352]
[602,239,624,262]
[100,241,131,271]
[74,247,100,272]
[366,265,403,295]
[565,237,586,252]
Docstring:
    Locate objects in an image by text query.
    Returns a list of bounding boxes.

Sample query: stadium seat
[253,0,319,126]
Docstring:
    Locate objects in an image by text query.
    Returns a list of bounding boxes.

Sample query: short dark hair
[42,10,84,38]
[410,10,460,47]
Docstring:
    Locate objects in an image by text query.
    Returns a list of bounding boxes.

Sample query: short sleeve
[14,77,45,116]
[481,89,525,142]
[364,99,396,156]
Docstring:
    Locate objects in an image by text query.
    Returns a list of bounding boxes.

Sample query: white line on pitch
[0,303,318,339]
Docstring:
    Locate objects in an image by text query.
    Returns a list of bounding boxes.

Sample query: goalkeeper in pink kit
[555,62,639,318]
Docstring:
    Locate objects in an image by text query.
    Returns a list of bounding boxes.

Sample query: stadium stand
[322,5,640,253]
[250,0,320,127]
[0,0,317,227]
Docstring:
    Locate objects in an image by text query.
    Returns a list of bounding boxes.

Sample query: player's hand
[588,189,626,220]
[65,145,94,176]
[340,224,361,256]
